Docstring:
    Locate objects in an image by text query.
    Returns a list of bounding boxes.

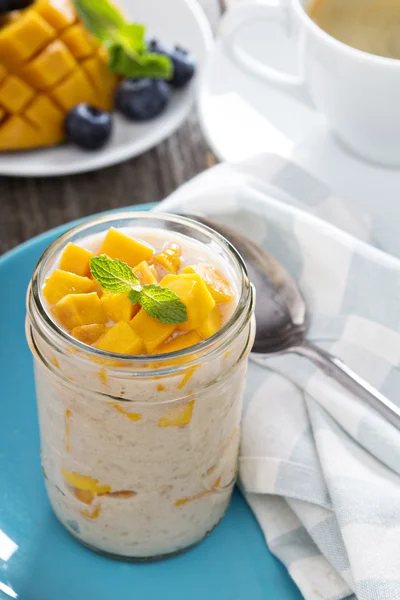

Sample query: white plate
[0,0,213,177]
[197,19,400,252]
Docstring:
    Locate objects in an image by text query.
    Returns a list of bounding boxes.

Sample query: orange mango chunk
[43,269,97,304]
[110,404,142,422]
[182,264,234,303]
[158,400,195,428]
[161,274,215,331]
[152,243,181,274]
[133,260,158,285]
[130,309,176,353]
[0,75,34,113]
[197,306,222,339]
[60,243,94,277]
[49,67,97,111]
[98,228,154,268]
[71,323,107,345]
[62,468,111,494]
[61,23,97,59]
[35,0,77,32]
[22,39,76,89]
[54,292,107,330]
[0,11,55,67]
[100,291,139,323]
[94,321,144,355]
[156,331,203,355]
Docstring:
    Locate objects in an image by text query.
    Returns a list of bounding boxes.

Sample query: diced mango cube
[94,321,144,355]
[133,260,158,285]
[35,0,77,32]
[182,264,234,303]
[61,23,97,59]
[71,323,107,345]
[197,306,222,339]
[156,331,203,354]
[100,291,139,323]
[0,11,55,66]
[23,39,76,89]
[43,269,97,304]
[62,468,111,494]
[158,400,194,428]
[130,309,176,353]
[60,243,94,277]
[160,273,215,331]
[152,243,181,274]
[98,228,154,268]
[81,51,117,111]
[54,292,107,330]
[24,94,64,133]
[0,75,34,113]
[49,67,97,111]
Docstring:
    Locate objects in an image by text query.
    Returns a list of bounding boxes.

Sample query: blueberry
[0,0,33,12]
[115,78,170,121]
[149,39,196,88]
[65,104,112,151]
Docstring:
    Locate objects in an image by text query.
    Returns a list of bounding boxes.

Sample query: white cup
[219,0,400,167]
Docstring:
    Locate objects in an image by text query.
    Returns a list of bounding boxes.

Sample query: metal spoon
[186,213,400,430]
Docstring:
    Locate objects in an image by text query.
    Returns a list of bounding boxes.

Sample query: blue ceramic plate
[0,205,302,600]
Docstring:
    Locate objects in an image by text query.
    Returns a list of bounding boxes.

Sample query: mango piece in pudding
[130,309,176,353]
[160,273,215,331]
[156,331,203,354]
[100,291,139,323]
[94,321,144,355]
[62,468,111,495]
[158,400,195,428]
[197,306,222,339]
[152,243,181,274]
[133,260,158,285]
[54,292,107,330]
[98,228,154,268]
[43,269,97,304]
[59,243,94,277]
[182,264,234,303]
[71,323,107,344]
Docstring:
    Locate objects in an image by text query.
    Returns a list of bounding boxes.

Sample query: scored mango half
[0,0,118,151]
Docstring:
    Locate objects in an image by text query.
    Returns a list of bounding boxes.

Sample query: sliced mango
[100,291,139,323]
[197,306,222,339]
[156,331,203,355]
[24,94,64,135]
[158,400,195,428]
[160,273,216,331]
[152,243,181,274]
[60,242,94,277]
[43,269,97,304]
[49,67,97,111]
[133,260,158,285]
[61,23,96,59]
[98,228,154,268]
[182,264,234,303]
[0,74,34,112]
[0,10,55,67]
[62,468,111,494]
[94,321,144,355]
[71,323,107,344]
[35,0,77,32]
[81,49,118,111]
[54,292,107,330]
[23,39,77,90]
[130,309,176,353]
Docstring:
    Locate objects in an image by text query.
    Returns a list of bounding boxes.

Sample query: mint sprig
[90,255,187,325]
[74,0,173,80]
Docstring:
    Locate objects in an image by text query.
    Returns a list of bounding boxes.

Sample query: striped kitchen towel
[158,154,400,600]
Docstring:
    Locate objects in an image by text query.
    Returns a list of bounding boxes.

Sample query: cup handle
[219,0,308,96]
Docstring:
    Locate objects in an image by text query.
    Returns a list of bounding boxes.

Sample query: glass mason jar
[26,213,255,561]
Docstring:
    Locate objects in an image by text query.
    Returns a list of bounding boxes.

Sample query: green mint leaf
[108,45,173,79]
[139,285,188,325]
[74,0,125,42]
[90,255,140,292]
[128,289,141,305]
[118,23,146,53]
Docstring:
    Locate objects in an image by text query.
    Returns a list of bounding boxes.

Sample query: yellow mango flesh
[158,400,195,428]
[182,264,234,303]
[130,309,176,353]
[133,260,158,285]
[0,0,117,150]
[98,228,154,268]
[60,242,94,277]
[156,331,203,355]
[160,273,216,331]
[54,292,107,330]
[94,321,144,355]
[62,468,111,494]
[100,291,139,323]
[43,269,96,304]
[197,306,222,339]
[152,243,181,274]
[71,323,107,345]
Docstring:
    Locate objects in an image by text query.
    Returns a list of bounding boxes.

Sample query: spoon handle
[293,341,400,430]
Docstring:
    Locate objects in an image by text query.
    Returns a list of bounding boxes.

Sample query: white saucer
[197,20,400,253]
[0,0,212,177]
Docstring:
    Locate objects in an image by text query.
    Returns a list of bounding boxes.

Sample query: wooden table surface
[0,0,225,255]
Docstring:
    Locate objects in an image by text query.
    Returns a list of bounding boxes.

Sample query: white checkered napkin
[157,154,400,600]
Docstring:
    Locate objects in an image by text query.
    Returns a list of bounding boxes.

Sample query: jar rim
[30,212,253,369]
